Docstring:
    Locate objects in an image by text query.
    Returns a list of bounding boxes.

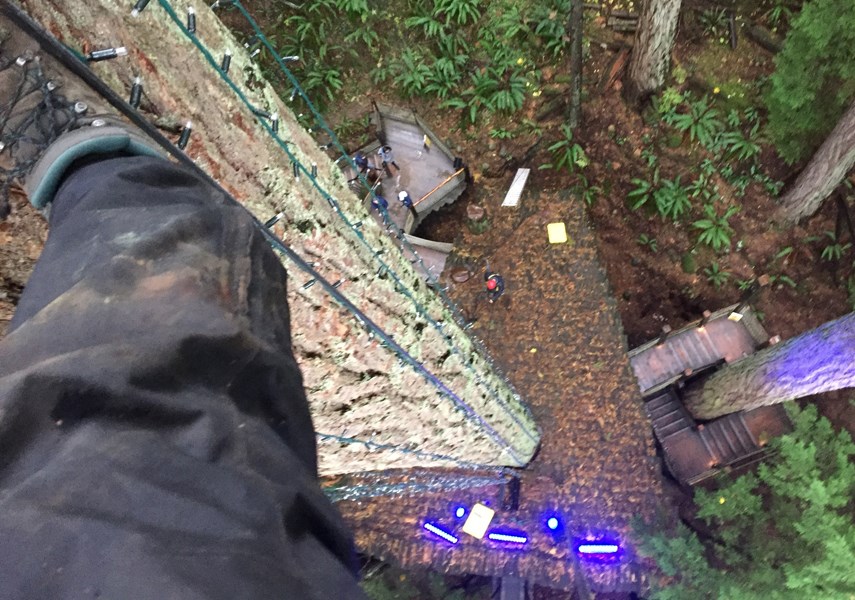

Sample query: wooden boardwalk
[343,105,466,280]
[628,306,768,395]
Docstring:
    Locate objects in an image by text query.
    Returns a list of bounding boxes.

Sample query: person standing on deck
[398,190,418,222]
[377,145,400,177]
[347,151,371,183]
[371,194,388,213]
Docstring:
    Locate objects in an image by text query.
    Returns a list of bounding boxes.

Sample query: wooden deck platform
[343,104,467,280]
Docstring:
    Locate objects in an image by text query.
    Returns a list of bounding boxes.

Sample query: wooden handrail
[414,168,465,208]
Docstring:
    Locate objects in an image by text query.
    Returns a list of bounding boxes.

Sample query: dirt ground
[405,23,855,439]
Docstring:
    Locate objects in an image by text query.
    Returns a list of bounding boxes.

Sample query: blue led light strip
[487,532,528,544]
[423,522,458,544]
[577,544,619,554]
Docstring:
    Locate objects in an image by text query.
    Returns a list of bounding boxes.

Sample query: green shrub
[704,261,730,288]
[637,233,658,253]
[694,205,738,251]
[665,97,725,149]
[765,0,855,163]
[819,231,852,262]
[635,404,855,599]
[628,170,658,210]
[654,176,692,221]
[546,124,589,174]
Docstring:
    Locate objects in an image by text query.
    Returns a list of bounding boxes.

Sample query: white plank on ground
[501,168,530,207]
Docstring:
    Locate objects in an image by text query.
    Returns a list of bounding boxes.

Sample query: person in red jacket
[485,271,505,303]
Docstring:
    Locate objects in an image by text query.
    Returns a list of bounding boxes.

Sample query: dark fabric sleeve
[0,156,365,600]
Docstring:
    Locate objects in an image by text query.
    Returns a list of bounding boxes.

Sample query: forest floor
[403,26,855,435]
[1,4,854,599]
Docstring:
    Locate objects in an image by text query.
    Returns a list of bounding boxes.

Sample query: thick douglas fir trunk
[18,0,539,475]
[684,312,855,420]
[624,0,682,106]
[776,97,855,224]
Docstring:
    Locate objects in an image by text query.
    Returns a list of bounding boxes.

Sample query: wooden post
[699,310,712,327]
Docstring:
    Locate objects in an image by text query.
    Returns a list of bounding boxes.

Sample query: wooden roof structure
[329,190,668,594]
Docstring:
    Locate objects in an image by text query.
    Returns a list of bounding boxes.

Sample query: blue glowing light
[577,543,619,554]
[547,517,559,530]
[454,506,466,519]
[423,522,458,544]
[487,532,528,544]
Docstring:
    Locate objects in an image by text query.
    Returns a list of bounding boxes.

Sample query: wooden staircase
[699,413,758,466]
[644,389,693,441]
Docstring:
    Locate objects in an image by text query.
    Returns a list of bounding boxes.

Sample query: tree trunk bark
[16,0,540,474]
[567,0,583,128]
[623,0,682,106]
[776,97,855,224]
[683,313,855,420]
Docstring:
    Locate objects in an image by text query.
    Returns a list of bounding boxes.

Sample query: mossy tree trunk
[776,98,855,224]
[684,313,855,419]
[624,0,682,106]
[17,0,540,474]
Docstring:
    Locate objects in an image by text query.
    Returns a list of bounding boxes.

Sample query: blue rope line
[155,0,535,458]
[317,432,510,473]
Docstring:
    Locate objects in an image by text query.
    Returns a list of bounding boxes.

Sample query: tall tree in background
[567,0,583,128]
[683,313,855,420]
[636,404,855,599]
[624,0,682,106]
[765,0,855,223]
[776,97,855,224]
[765,0,855,165]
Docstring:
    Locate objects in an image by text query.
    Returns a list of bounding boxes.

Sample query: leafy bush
[698,8,730,44]
[435,0,481,26]
[665,97,725,149]
[654,176,692,221]
[717,130,761,162]
[628,170,658,210]
[819,231,852,262]
[637,233,658,252]
[694,204,738,251]
[303,65,344,104]
[656,87,684,117]
[575,175,600,206]
[765,0,855,163]
[635,404,855,599]
[704,261,730,288]
[546,124,589,174]
[393,49,432,97]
